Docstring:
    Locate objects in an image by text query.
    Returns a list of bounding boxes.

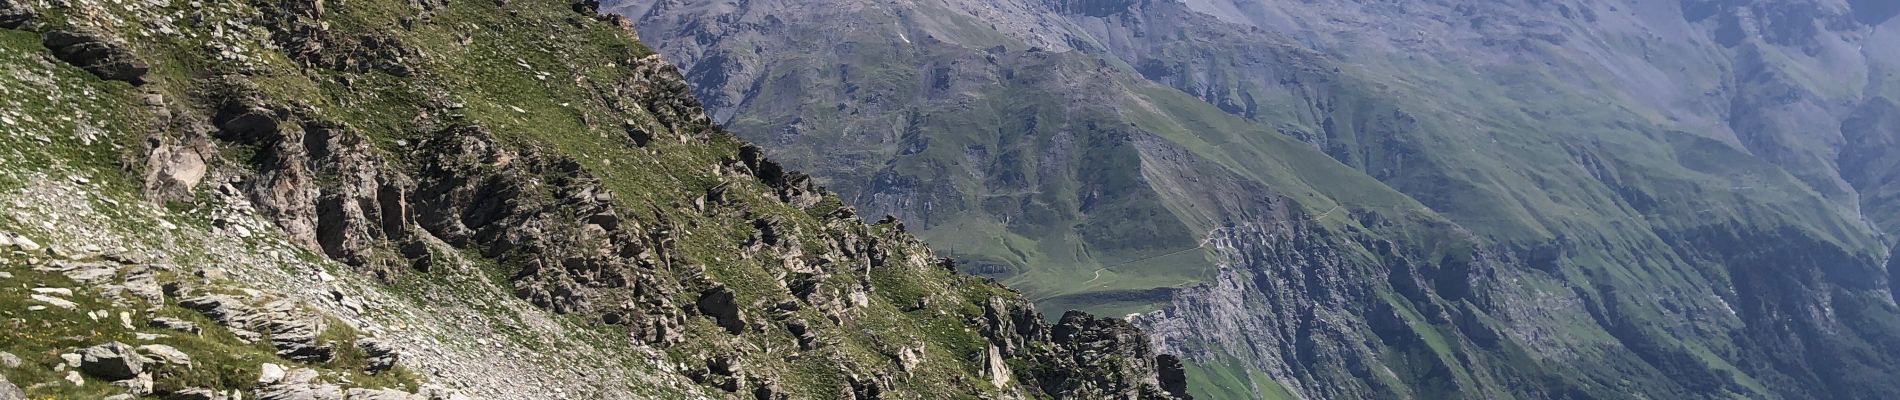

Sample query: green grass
[1183,355,1295,400]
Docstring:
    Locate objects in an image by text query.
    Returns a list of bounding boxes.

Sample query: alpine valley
[615,0,1900,399]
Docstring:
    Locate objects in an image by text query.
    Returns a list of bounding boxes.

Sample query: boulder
[79,342,146,380]
[137,344,192,366]
[110,372,153,395]
[143,141,210,202]
[258,363,287,384]
[357,338,399,374]
[695,286,747,334]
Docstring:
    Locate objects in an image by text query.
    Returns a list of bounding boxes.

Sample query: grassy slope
[0,27,423,397]
[1,0,1142,397]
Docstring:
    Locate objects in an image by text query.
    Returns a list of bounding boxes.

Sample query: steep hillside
[0,0,1187,398]
[619,0,1900,399]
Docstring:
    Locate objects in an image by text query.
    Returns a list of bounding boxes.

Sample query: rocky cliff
[0,0,1186,398]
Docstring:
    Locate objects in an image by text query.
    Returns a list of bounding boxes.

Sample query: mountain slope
[619,0,1900,398]
[0,0,1187,398]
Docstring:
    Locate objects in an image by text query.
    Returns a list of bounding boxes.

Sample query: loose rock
[137,344,192,366]
[29,294,77,310]
[258,363,287,384]
[78,342,146,380]
[150,317,201,334]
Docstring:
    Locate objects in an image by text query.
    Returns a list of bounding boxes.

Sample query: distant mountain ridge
[621,0,1900,398]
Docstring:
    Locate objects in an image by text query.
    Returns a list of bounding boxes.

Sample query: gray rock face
[142,137,211,203]
[0,0,32,29]
[357,338,399,375]
[162,388,222,400]
[79,342,147,381]
[137,344,192,366]
[343,388,423,400]
[695,285,746,335]
[0,373,25,400]
[180,295,334,363]
[150,316,201,334]
[254,383,346,400]
[42,29,149,84]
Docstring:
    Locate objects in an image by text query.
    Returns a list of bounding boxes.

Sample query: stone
[48,246,78,260]
[357,338,399,374]
[258,363,287,384]
[282,367,320,385]
[695,286,747,335]
[254,382,346,400]
[895,346,923,376]
[42,30,150,84]
[9,235,39,252]
[29,294,77,310]
[123,266,167,304]
[56,262,117,283]
[143,142,209,201]
[79,342,146,380]
[344,388,423,400]
[0,373,21,400]
[985,345,1011,389]
[30,287,72,296]
[59,353,82,367]
[150,317,201,334]
[137,344,192,366]
[111,372,153,395]
[182,294,334,360]
[164,388,219,400]
[63,371,83,386]
[0,351,19,368]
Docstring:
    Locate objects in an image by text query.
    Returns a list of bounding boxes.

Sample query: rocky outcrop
[0,0,35,30]
[1041,311,1190,399]
[180,294,335,363]
[358,339,400,375]
[42,29,148,84]
[735,145,824,209]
